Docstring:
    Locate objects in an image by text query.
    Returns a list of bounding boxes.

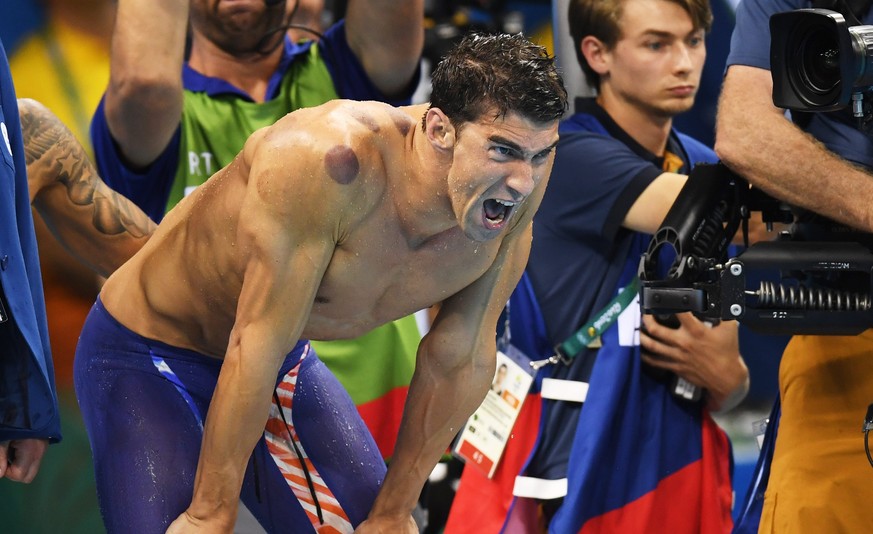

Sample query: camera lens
[798,26,841,94]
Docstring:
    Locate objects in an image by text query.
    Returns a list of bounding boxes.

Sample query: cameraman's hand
[640,313,749,413]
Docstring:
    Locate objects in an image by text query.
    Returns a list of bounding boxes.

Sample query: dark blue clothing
[529,98,715,350]
[523,98,717,482]
[0,38,60,443]
[480,100,735,533]
[75,298,385,533]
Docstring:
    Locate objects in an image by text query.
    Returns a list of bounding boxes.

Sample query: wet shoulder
[243,102,404,222]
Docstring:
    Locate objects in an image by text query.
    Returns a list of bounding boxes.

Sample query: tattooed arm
[19,98,155,278]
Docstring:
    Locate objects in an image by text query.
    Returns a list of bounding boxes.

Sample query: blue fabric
[732,397,780,534]
[549,240,714,532]
[522,100,716,482]
[0,38,60,443]
[512,102,724,530]
[90,19,417,223]
[74,297,386,533]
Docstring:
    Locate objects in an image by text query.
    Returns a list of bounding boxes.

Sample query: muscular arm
[173,136,338,531]
[104,0,187,168]
[716,65,873,232]
[345,0,423,97]
[361,224,533,532]
[19,99,155,278]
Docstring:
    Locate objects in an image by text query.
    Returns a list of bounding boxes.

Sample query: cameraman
[715,0,873,531]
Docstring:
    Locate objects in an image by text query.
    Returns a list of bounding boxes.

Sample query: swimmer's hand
[355,514,418,533]
[165,509,235,533]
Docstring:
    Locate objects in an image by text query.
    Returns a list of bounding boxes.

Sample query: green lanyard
[530,277,640,370]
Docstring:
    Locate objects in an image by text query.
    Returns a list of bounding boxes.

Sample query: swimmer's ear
[424,107,456,151]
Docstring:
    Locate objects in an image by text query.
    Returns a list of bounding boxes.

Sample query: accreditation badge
[453,344,534,478]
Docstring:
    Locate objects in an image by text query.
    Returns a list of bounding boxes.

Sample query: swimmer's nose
[505,162,536,199]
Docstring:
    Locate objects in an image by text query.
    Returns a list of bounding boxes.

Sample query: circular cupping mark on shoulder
[325,145,360,185]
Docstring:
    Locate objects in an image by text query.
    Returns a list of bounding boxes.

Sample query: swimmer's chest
[315,228,499,315]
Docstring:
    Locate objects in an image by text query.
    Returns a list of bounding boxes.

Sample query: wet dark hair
[569,0,713,89]
[425,32,568,132]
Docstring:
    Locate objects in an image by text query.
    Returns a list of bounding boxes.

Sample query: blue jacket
[0,39,61,443]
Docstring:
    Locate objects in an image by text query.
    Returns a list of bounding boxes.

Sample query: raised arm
[715,65,873,233]
[19,99,155,278]
[104,0,188,168]
[359,224,534,532]
[344,0,424,97]
[168,134,339,532]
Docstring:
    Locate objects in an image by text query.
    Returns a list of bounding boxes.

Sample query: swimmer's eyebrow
[489,135,558,159]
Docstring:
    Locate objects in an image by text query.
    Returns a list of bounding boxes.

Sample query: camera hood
[771,8,873,111]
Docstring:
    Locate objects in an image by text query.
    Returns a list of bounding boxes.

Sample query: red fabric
[356,385,409,459]
[577,413,733,534]
[445,393,543,534]
[447,398,732,534]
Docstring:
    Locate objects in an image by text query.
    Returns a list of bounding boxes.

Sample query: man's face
[447,111,559,243]
[190,0,291,55]
[601,0,706,118]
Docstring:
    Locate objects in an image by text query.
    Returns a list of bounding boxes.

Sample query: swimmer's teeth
[486,199,515,223]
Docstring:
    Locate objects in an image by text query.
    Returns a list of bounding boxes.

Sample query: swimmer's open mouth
[484,198,517,227]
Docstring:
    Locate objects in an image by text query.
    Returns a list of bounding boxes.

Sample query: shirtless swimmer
[74,32,568,534]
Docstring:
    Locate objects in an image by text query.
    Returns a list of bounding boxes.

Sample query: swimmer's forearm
[188,338,284,524]
[369,338,493,519]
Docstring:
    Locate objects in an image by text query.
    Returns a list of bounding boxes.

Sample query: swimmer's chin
[459,215,511,243]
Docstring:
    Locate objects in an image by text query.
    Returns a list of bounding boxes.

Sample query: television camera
[771,5,873,130]
[638,4,873,463]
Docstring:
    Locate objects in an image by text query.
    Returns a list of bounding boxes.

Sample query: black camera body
[771,8,873,118]
[638,5,873,336]
[638,163,873,336]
